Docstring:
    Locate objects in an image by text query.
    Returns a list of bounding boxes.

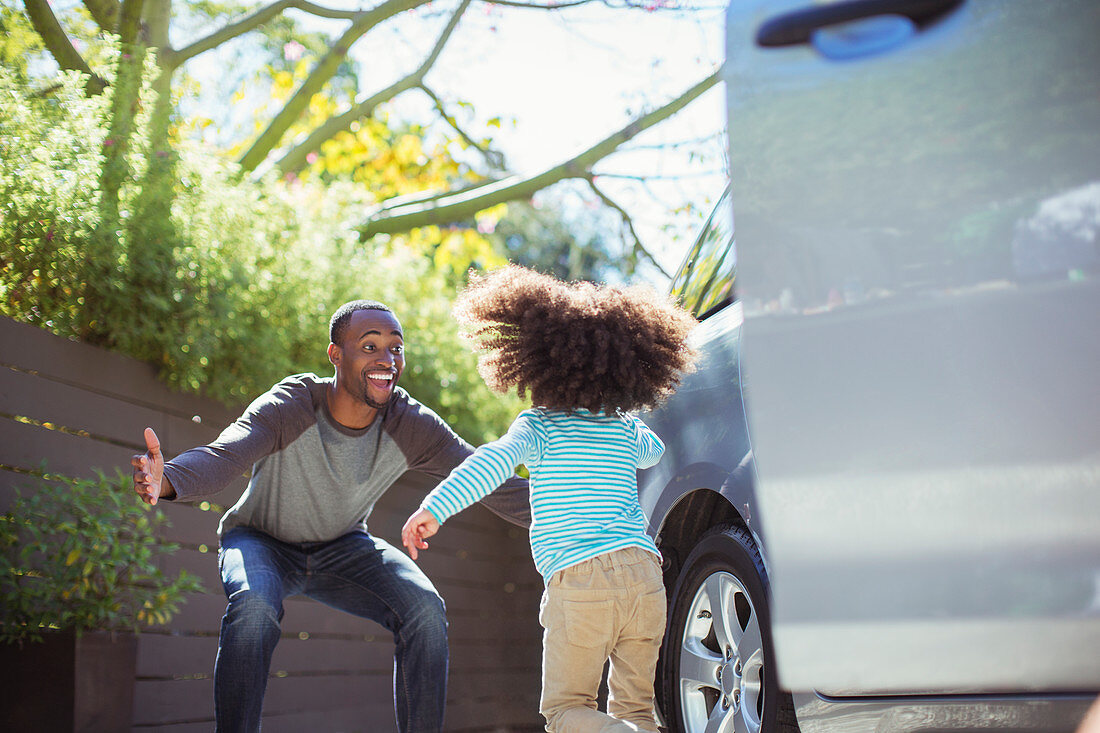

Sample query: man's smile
[368,370,396,384]
[364,369,398,399]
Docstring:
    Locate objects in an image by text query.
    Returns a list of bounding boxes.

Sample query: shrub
[0,66,524,441]
[0,469,204,645]
[0,68,107,337]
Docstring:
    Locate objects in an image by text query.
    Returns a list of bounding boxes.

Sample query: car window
[669,188,735,320]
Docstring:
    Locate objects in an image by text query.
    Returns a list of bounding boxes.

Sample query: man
[131,300,530,732]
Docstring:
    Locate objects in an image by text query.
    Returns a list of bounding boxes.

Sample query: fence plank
[259,673,411,718]
[156,500,238,547]
[132,670,544,731]
[255,702,398,733]
[135,626,541,682]
[133,671,395,726]
[0,417,134,477]
[0,317,240,425]
[132,721,214,733]
[132,678,215,726]
[136,633,220,679]
[159,549,223,593]
[0,364,164,450]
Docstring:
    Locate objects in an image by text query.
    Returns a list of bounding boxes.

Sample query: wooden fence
[0,316,544,732]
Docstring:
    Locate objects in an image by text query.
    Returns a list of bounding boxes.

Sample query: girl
[402,264,696,732]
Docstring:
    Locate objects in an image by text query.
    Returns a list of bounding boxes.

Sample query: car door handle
[755,0,965,47]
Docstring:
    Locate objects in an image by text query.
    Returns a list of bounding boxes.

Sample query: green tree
[4,0,724,437]
[16,0,720,274]
[0,3,41,79]
[490,188,621,283]
[0,67,519,439]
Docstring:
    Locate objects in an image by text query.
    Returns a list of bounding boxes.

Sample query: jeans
[215,527,448,732]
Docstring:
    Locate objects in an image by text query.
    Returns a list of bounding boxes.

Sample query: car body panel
[790,691,1095,733]
[724,0,1100,698]
[639,303,754,534]
[637,300,777,569]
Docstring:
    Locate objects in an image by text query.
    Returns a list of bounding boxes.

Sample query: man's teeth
[368,373,393,382]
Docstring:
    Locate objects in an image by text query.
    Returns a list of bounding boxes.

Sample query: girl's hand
[401,509,440,561]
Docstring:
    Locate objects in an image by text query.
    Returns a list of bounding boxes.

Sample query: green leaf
[0,467,206,642]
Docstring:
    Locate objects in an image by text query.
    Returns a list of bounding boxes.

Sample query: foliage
[0,2,41,79]
[0,66,521,440]
[17,0,716,267]
[356,243,527,442]
[0,67,107,336]
[3,0,706,441]
[490,194,621,283]
[0,469,204,645]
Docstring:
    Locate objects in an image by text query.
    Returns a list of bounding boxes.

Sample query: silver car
[638,1,1100,731]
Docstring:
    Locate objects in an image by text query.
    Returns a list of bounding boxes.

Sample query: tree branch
[586,176,669,278]
[591,169,727,181]
[117,0,144,45]
[239,0,432,172]
[275,76,417,174]
[419,83,506,171]
[22,0,108,94]
[475,0,602,8]
[171,0,297,67]
[619,131,725,151]
[476,0,722,9]
[82,0,120,31]
[173,0,292,67]
[275,0,469,174]
[370,174,510,211]
[172,0,418,69]
[358,64,723,238]
[294,0,386,19]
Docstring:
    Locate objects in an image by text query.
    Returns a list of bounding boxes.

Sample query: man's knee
[399,590,448,645]
[223,591,282,647]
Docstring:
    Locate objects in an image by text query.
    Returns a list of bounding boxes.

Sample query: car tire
[659,524,798,733]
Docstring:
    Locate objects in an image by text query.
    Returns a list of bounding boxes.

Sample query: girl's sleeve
[420,412,541,524]
[630,415,665,469]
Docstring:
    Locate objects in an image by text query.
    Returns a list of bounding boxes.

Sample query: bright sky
[196,0,731,282]
[353,0,730,280]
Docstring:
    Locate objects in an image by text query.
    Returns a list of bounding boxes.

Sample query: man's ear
[327,342,340,368]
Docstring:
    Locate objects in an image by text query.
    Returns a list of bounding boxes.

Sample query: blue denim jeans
[215,527,448,732]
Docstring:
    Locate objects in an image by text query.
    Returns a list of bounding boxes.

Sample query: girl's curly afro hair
[454,265,698,414]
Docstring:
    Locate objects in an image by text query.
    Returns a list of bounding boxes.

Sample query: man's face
[332,309,405,409]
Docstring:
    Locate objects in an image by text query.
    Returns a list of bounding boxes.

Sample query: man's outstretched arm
[144,377,313,502]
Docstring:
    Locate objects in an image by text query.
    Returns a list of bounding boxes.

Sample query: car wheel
[660,524,798,733]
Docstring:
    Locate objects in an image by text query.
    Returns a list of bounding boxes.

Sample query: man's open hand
[131,427,165,505]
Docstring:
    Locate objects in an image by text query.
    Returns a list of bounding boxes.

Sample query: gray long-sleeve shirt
[163,373,531,542]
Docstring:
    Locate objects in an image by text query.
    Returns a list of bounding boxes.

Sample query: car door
[726,0,1100,695]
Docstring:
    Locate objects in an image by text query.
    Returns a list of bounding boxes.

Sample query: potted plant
[0,468,203,731]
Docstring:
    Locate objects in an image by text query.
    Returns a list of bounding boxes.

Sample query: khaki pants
[538,547,667,733]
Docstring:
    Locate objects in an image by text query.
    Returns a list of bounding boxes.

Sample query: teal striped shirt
[420,408,664,581]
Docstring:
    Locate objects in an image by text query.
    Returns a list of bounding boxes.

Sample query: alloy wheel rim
[678,570,766,733]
